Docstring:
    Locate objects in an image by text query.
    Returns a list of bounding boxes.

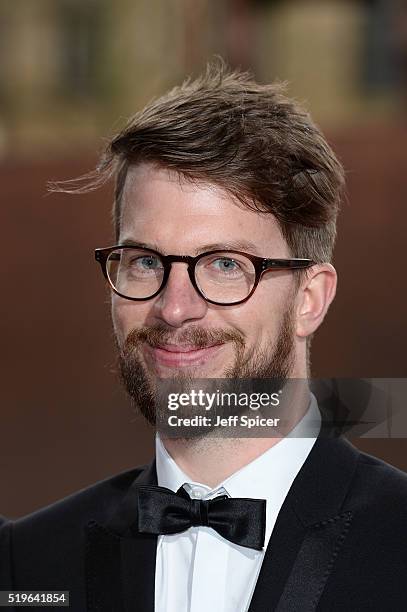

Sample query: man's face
[112,163,301,422]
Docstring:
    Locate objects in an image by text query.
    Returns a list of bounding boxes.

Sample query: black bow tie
[137,484,266,550]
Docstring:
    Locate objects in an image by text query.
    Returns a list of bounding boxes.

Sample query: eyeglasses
[95,245,314,306]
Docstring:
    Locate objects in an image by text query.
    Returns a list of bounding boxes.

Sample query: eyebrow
[120,238,159,250]
[119,237,262,256]
[195,240,261,255]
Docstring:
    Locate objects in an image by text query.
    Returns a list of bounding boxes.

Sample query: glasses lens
[195,252,256,304]
[106,248,164,299]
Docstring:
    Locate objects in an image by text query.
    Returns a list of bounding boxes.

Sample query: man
[1,63,407,611]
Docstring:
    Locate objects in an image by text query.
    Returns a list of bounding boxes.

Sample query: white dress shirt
[154,394,321,612]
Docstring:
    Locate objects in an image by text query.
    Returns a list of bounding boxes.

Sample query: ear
[295,264,337,338]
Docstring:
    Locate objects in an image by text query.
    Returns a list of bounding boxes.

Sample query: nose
[153,263,208,328]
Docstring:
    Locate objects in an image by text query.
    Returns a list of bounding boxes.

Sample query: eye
[208,257,243,277]
[134,255,162,270]
[125,253,164,276]
[213,258,238,271]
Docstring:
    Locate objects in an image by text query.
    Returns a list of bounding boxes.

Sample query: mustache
[122,324,245,353]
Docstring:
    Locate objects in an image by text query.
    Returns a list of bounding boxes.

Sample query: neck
[161,437,280,488]
[161,380,311,488]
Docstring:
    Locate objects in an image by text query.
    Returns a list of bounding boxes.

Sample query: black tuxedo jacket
[1,437,407,611]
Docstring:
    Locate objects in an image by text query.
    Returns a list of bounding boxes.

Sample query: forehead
[120,162,288,256]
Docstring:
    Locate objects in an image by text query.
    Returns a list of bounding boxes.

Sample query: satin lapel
[248,498,307,612]
[274,510,352,612]
[248,437,359,612]
[85,461,158,612]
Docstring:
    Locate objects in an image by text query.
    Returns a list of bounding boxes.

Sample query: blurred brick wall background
[1,0,406,517]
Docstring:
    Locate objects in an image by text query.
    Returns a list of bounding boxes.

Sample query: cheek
[219,304,269,348]
[111,297,150,345]
[226,277,292,343]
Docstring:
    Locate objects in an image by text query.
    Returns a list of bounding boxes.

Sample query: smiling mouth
[143,342,225,368]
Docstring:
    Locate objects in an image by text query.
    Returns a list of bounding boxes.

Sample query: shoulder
[329,440,407,566]
[349,445,407,518]
[306,437,407,533]
[0,465,151,591]
[352,444,407,497]
[5,463,150,555]
[315,436,407,505]
[12,464,148,533]
[309,443,407,608]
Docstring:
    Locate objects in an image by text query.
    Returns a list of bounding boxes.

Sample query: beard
[116,306,296,428]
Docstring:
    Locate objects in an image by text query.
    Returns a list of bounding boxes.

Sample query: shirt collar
[156,393,321,546]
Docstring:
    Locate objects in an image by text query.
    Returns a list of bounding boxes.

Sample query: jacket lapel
[248,437,359,612]
[85,461,158,612]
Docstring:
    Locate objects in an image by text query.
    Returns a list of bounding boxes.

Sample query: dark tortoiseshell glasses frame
[95,245,315,306]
